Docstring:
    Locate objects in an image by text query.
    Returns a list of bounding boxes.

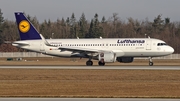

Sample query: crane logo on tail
[19,20,30,33]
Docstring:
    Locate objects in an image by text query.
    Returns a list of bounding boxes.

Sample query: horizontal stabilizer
[12,41,29,46]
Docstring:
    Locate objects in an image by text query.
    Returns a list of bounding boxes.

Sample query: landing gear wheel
[149,62,153,66]
[98,61,105,66]
[86,61,93,66]
[148,57,153,66]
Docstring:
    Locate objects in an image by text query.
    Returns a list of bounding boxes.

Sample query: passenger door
[146,40,151,50]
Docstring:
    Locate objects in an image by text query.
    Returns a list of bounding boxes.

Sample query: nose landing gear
[149,57,153,66]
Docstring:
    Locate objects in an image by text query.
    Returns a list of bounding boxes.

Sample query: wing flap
[59,46,110,53]
[59,46,98,53]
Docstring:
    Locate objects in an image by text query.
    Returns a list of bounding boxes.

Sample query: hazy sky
[0,0,180,22]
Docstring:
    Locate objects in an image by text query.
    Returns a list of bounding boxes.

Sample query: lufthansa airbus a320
[12,12,174,66]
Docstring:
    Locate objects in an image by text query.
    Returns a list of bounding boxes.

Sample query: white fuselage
[13,38,174,60]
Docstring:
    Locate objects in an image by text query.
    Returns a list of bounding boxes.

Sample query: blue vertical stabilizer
[15,12,41,40]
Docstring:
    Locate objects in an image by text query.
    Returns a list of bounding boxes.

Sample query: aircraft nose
[168,46,174,54]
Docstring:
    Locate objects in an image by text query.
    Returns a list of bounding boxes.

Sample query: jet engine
[116,57,134,63]
[98,52,116,63]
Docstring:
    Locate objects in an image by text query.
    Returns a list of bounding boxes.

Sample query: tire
[149,62,153,66]
[86,61,93,66]
[98,61,105,66]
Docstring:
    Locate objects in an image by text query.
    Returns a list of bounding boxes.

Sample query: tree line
[0,9,180,53]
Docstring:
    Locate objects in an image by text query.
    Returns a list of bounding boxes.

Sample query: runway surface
[0,98,179,101]
[0,66,179,70]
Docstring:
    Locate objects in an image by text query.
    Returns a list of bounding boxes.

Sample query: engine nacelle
[116,57,134,63]
[98,52,116,63]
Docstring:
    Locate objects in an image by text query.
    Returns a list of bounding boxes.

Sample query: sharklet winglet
[39,34,51,46]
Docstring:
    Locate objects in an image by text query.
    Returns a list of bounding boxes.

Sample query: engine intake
[98,52,116,63]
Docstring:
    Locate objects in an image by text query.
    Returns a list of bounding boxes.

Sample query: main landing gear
[86,60,106,66]
[98,61,105,66]
[149,57,153,66]
[86,59,105,66]
[86,60,93,66]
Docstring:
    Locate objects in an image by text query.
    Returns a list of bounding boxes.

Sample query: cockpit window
[157,43,167,46]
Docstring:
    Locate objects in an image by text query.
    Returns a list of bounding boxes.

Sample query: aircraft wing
[40,34,111,54]
[58,46,109,53]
